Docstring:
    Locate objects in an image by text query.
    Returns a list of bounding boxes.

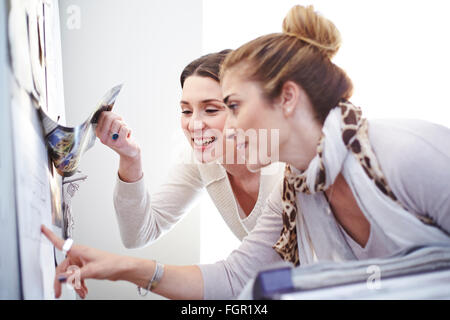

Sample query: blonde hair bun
[282,5,341,59]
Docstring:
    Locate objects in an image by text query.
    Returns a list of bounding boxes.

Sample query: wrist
[118,147,143,182]
[120,145,141,165]
[120,256,156,288]
[110,255,136,282]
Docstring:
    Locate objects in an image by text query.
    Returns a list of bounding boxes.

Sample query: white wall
[202,0,450,127]
[59,0,203,299]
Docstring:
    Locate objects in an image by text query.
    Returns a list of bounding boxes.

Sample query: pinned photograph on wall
[39,84,123,177]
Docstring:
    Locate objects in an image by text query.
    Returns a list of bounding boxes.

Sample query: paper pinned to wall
[27,1,46,101]
[10,81,55,299]
[42,0,65,120]
[6,0,69,300]
[8,0,35,96]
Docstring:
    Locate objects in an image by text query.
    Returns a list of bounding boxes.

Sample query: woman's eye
[227,103,239,111]
[181,110,192,115]
[205,109,219,114]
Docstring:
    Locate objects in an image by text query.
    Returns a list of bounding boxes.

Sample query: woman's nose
[224,112,236,132]
[224,128,237,142]
[188,113,206,133]
[224,117,237,141]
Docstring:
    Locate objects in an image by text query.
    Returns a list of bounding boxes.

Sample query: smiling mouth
[192,136,217,147]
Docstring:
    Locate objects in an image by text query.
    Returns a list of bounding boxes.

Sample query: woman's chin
[193,149,219,164]
[245,156,275,172]
[245,162,263,173]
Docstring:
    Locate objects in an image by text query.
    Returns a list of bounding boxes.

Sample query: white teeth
[193,137,216,146]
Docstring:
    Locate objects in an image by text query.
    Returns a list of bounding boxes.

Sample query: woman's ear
[279,81,301,118]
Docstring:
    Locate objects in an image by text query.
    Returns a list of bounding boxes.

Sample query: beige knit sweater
[113,161,285,248]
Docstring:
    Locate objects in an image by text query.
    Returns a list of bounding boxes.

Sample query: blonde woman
[219,5,450,268]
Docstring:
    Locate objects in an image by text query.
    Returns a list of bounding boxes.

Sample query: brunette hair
[221,5,353,124]
[180,49,231,88]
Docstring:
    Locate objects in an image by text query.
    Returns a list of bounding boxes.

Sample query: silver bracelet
[137,261,164,297]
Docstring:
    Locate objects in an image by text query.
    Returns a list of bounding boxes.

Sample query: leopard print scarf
[273,100,439,266]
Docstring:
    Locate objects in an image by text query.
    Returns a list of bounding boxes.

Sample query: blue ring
[112,133,119,140]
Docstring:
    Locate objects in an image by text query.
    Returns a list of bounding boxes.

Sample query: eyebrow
[180,99,224,105]
[223,94,235,105]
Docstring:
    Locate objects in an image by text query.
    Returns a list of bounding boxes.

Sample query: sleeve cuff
[114,172,146,200]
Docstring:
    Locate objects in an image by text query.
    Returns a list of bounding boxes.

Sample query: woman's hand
[95,111,143,182]
[41,225,129,299]
[42,225,204,300]
[95,111,140,159]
